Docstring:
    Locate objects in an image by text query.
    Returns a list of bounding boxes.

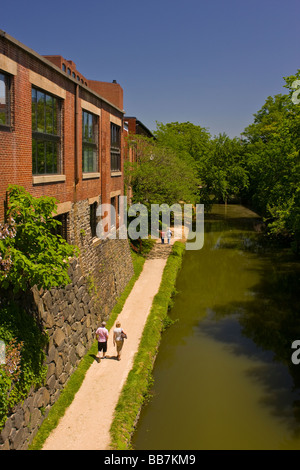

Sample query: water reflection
[132,204,300,450]
[197,312,300,440]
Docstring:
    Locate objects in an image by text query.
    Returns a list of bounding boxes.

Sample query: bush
[0,301,48,430]
[0,185,79,292]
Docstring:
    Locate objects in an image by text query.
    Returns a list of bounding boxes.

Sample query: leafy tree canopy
[125,135,200,209]
[240,70,300,251]
[154,121,211,163]
[153,122,248,206]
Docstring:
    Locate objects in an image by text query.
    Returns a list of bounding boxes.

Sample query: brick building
[0,30,125,244]
[124,116,154,140]
[123,116,154,202]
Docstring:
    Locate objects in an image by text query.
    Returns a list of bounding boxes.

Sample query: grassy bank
[109,241,185,450]
[29,250,145,450]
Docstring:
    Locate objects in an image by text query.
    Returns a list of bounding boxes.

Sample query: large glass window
[110,123,121,172]
[32,88,61,175]
[82,110,98,173]
[0,72,11,126]
[52,213,68,241]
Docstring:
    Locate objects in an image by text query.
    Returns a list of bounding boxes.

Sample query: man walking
[166,228,172,244]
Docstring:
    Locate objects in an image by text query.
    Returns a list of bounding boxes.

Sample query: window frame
[52,213,68,241]
[0,71,12,128]
[31,87,62,176]
[110,196,117,228]
[90,202,98,238]
[82,110,98,174]
[110,123,121,173]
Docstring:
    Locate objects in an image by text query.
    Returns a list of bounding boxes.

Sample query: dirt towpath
[42,237,181,450]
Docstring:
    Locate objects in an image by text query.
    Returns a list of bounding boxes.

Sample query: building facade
[0,30,125,243]
[123,116,154,203]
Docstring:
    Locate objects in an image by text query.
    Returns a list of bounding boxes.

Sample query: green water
[132,204,300,450]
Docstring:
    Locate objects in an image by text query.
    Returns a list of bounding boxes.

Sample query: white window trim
[0,54,17,75]
[82,172,100,180]
[81,99,101,116]
[110,114,122,126]
[33,175,66,185]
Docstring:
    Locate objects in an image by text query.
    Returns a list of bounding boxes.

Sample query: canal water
[132,204,300,450]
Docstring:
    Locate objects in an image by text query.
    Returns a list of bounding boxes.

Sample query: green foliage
[0,185,78,430]
[153,121,212,207]
[0,185,79,292]
[153,122,248,207]
[154,121,211,163]
[205,133,248,203]
[125,134,200,208]
[241,71,300,252]
[0,302,48,430]
[128,236,156,256]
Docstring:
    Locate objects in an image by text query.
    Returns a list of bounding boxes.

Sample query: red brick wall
[125,117,137,135]
[100,106,124,206]
[88,80,123,111]
[44,55,88,86]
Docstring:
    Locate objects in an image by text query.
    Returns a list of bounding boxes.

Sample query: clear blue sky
[2,0,300,138]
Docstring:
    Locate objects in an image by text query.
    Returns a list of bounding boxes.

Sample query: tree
[206,133,248,203]
[0,185,79,292]
[241,72,300,251]
[154,121,211,163]
[153,122,248,206]
[125,134,200,209]
[242,94,293,144]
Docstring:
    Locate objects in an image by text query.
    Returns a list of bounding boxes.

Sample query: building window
[111,196,117,228]
[118,194,124,225]
[32,88,62,175]
[82,110,98,173]
[52,213,68,241]
[90,202,97,238]
[62,64,66,72]
[0,72,11,127]
[110,123,121,172]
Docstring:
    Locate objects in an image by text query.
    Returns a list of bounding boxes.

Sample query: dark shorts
[98,341,107,353]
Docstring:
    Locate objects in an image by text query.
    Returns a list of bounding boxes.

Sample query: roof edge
[0,30,124,115]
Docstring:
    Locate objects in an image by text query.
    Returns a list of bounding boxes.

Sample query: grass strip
[109,241,185,450]
[29,250,145,450]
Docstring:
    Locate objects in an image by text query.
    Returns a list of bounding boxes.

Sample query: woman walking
[113,321,127,361]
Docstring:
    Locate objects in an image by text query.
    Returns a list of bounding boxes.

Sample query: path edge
[109,241,186,450]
